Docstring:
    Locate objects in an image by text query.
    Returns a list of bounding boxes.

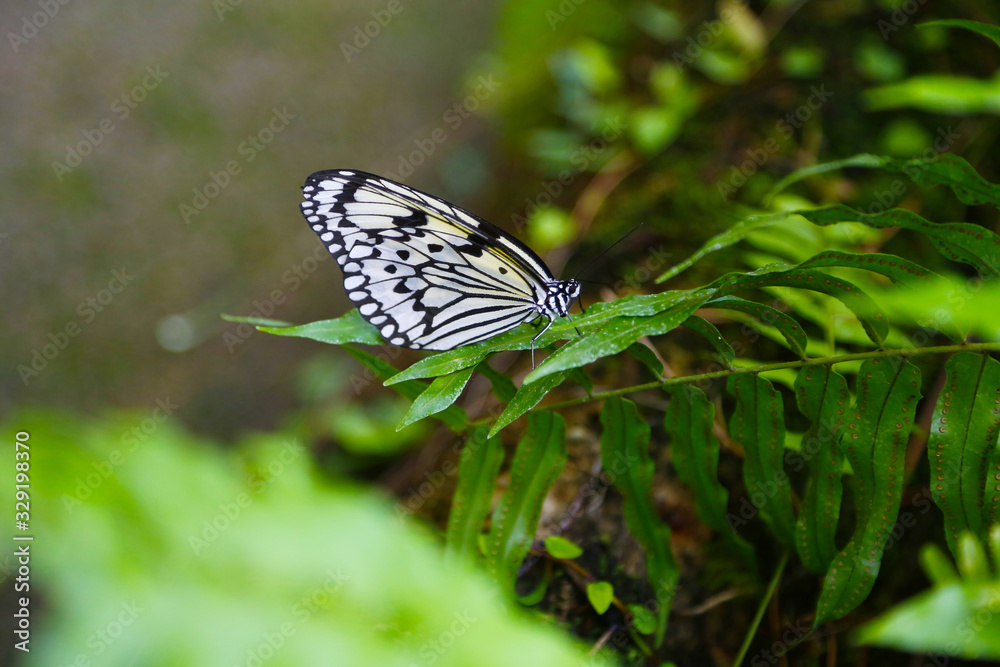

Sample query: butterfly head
[544,279,581,317]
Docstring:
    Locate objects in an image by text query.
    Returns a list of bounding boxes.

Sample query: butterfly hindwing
[301,169,552,349]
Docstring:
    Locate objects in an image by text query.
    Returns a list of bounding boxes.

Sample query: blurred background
[3,0,1000,665]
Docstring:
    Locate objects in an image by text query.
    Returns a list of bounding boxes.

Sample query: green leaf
[864,76,1000,115]
[587,581,615,614]
[445,426,505,566]
[710,266,889,346]
[920,542,960,585]
[770,153,1000,211]
[856,530,1000,659]
[727,374,796,545]
[524,296,707,384]
[397,366,475,431]
[258,309,383,345]
[765,154,884,203]
[919,19,1000,50]
[627,342,665,380]
[929,353,1000,555]
[793,365,849,573]
[665,385,756,567]
[655,212,795,283]
[814,357,922,627]
[545,535,583,559]
[343,346,467,432]
[600,397,678,647]
[486,413,568,592]
[385,294,701,385]
[477,360,518,403]
[627,604,658,635]
[794,205,1000,278]
[221,313,293,328]
[705,296,807,358]
[489,372,569,438]
[856,580,1000,658]
[679,315,735,366]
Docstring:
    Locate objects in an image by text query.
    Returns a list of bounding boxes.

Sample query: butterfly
[300,169,582,363]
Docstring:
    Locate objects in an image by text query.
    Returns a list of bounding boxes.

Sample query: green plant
[232,14,1000,666]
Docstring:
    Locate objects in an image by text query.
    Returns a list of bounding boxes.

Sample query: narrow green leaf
[486,412,567,592]
[258,309,383,345]
[797,251,937,286]
[919,19,1000,50]
[957,531,992,582]
[601,397,678,647]
[655,212,795,283]
[544,535,583,560]
[445,426,505,566]
[793,365,849,573]
[711,267,888,346]
[665,385,756,567]
[770,153,1000,211]
[929,352,1000,555]
[680,315,735,365]
[919,542,959,585]
[397,366,475,431]
[765,154,884,203]
[222,313,293,327]
[343,346,467,432]
[705,295,807,358]
[864,76,1000,115]
[383,294,698,385]
[525,297,707,384]
[727,374,796,545]
[627,342,665,380]
[489,372,569,438]
[814,357,922,627]
[477,360,517,403]
[794,205,1000,277]
[587,581,615,614]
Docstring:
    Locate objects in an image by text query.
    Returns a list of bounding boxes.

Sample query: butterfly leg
[564,312,583,338]
[531,313,556,369]
[577,294,586,315]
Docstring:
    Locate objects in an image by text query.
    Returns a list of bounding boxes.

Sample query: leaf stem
[532,341,1000,414]
[732,550,789,667]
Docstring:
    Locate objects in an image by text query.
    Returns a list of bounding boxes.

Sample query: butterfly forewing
[301,169,556,350]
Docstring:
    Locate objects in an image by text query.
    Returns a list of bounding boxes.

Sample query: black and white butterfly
[300,169,582,359]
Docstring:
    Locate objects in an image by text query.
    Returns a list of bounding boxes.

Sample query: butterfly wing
[301,169,553,350]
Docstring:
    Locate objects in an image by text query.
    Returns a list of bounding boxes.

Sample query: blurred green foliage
[6,409,585,667]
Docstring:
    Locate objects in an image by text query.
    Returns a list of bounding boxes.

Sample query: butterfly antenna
[572,223,644,280]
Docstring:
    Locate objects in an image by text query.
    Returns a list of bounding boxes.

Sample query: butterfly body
[300,169,581,355]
